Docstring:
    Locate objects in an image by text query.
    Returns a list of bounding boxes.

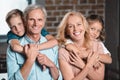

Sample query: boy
[6,9,58,53]
[6,9,58,70]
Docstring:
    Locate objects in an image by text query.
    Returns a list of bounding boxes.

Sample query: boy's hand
[24,44,39,62]
[42,65,46,71]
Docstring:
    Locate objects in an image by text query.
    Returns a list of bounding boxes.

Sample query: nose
[74,25,78,31]
[93,30,98,36]
[33,20,38,26]
[15,26,20,32]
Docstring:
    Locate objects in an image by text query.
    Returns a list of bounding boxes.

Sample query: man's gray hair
[24,4,47,21]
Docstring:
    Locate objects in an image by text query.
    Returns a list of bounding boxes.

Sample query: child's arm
[64,39,79,54]
[98,54,112,64]
[98,42,112,64]
[100,42,111,56]
[10,39,24,53]
[93,53,112,70]
[7,31,24,53]
[38,34,58,50]
[37,28,58,50]
[65,43,89,58]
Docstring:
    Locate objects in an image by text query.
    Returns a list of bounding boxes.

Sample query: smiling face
[88,21,102,41]
[26,9,45,36]
[9,16,25,36]
[66,15,85,42]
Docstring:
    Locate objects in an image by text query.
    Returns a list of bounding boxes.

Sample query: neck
[73,38,85,48]
[27,33,40,42]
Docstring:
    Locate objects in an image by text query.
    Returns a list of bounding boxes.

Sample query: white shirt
[65,39,111,56]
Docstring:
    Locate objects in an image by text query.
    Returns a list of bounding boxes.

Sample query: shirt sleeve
[52,46,63,80]
[7,46,24,80]
[7,31,20,43]
[100,42,111,56]
[65,39,73,45]
[41,28,49,37]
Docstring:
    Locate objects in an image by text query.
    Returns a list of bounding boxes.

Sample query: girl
[65,14,112,64]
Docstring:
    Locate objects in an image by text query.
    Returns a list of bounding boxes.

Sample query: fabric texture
[7,35,62,80]
[7,28,49,43]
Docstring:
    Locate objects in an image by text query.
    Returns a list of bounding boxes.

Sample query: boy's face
[9,16,25,36]
[88,21,102,41]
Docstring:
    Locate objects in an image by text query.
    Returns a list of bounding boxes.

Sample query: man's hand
[37,54,55,68]
[24,44,39,62]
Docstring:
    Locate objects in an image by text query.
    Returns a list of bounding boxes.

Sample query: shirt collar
[24,35,41,44]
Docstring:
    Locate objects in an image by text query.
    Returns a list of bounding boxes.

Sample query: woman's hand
[69,51,85,69]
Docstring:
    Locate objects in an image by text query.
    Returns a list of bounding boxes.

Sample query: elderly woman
[56,11,105,80]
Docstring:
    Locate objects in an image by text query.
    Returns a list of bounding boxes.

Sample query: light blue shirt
[7,35,62,80]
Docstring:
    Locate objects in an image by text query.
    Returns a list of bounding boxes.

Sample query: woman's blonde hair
[56,11,90,48]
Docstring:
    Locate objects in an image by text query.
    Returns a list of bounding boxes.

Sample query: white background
[0,0,29,35]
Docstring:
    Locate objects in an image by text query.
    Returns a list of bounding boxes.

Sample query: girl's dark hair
[87,14,106,42]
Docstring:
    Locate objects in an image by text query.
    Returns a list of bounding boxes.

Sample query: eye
[97,29,101,33]
[67,24,73,28]
[29,18,34,21]
[18,23,23,26]
[77,23,81,26]
[38,19,43,21]
[10,25,15,29]
[90,27,95,31]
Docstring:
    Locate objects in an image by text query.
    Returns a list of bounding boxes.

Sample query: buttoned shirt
[7,35,62,80]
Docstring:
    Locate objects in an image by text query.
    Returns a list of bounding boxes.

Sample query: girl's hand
[87,51,99,69]
[66,44,79,54]
[93,61,101,70]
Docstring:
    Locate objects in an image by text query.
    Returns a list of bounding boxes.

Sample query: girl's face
[88,21,102,41]
[10,16,25,36]
[66,15,85,42]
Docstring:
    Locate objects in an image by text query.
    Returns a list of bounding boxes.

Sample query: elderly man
[7,5,61,80]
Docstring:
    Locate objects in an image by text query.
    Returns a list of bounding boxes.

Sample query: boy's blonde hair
[6,9,24,28]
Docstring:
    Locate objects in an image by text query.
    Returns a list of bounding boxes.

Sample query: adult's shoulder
[58,47,70,61]
[18,35,30,46]
[58,47,67,53]
[40,35,48,43]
